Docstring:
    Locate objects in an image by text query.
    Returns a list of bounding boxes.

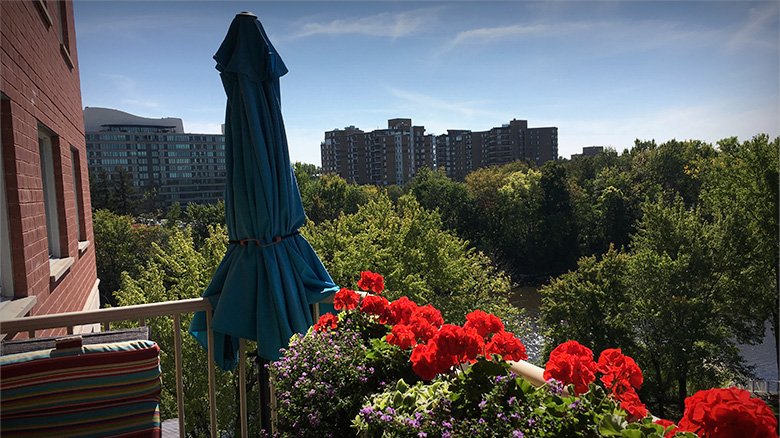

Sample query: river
[510,286,778,382]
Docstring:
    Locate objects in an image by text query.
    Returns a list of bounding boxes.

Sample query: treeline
[92,134,778,428]
[296,134,778,419]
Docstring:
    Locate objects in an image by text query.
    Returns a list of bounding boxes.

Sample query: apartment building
[321,118,434,186]
[436,119,558,181]
[1,0,99,328]
[84,107,226,208]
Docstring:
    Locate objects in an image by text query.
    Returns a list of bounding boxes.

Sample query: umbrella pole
[255,354,272,434]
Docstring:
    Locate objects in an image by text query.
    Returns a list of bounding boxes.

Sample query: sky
[74,1,780,165]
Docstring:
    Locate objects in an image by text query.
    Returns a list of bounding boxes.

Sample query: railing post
[173,313,185,438]
[206,308,217,438]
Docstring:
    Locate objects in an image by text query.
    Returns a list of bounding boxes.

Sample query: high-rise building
[436,119,558,181]
[571,146,604,159]
[84,107,226,208]
[321,119,434,186]
[1,0,99,331]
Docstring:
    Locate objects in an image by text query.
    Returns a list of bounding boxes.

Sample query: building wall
[322,119,434,186]
[437,119,558,181]
[1,0,99,331]
[85,129,227,209]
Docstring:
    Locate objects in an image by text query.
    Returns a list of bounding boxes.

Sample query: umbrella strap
[228,231,300,247]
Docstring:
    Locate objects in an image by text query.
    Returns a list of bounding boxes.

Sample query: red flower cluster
[675,387,778,438]
[543,342,646,417]
[597,348,646,419]
[334,288,360,311]
[403,305,527,380]
[357,271,384,294]
[313,313,338,332]
[543,341,598,395]
[320,272,526,381]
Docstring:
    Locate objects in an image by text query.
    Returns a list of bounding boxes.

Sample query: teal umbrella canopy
[189,12,339,371]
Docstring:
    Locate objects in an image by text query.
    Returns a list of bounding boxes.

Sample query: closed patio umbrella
[189,12,339,371]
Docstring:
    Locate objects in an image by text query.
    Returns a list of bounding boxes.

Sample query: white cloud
[293,10,435,39]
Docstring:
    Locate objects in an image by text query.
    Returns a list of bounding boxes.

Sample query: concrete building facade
[321,118,434,186]
[1,0,99,330]
[84,107,226,208]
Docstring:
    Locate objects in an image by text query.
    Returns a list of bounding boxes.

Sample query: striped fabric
[1,340,162,437]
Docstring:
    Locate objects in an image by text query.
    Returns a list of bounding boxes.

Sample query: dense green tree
[112,167,138,216]
[113,225,261,437]
[92,209,171,306]
[540,245,635,359]
[301,173,376,223]
[302,194,522,332]
[184,201,226,248]
[699,134,779,379]
[89,168,113,211]
[406,167,476,240]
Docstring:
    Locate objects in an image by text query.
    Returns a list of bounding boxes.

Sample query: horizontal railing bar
[1,298,212,334]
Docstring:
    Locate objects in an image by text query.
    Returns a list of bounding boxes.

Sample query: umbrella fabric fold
[189,13,339,371]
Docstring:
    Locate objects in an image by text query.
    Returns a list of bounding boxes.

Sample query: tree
[301,173,376,223]
[92,209,171,306]
[112,166,138,216]
[89,168,113,211]
[301,193,522,333]
[540,245,635,360]
[185,201,226,248]
[699,135,779,380]
[406,167,476,240]
[112,225,262,437]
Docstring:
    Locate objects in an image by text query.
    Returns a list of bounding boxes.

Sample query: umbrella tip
[237,11,257,18]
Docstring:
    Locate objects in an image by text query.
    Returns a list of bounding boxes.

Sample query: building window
[70,147,85,242]
[56,1,74,68]
[38,124,61,258]
[1,113,13,298]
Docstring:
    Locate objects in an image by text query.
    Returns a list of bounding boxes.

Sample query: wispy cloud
[450,24,549,46]
[386,86,496,119]
[726,3,780,51]
[293,10,436,39]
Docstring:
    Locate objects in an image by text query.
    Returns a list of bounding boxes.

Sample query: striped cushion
[1,339,162,437]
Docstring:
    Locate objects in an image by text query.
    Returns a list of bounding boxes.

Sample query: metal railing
[0,295,550,438]
[0,298,228,438]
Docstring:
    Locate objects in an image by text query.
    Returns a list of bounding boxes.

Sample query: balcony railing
[1,297,550,437]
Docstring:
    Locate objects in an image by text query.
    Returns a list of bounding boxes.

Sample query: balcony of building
[0,294,554,437]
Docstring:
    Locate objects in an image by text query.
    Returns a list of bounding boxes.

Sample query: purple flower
[478,400,487,410]
[512,431,524,438]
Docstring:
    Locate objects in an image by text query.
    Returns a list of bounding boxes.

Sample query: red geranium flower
[313,313,338,332]
[616,388,647,419]
[543,340,597,395]
[597,348,643,396]
[389,296,418,325]
[357,271,384,294]
[410,342,439,381]
[408,314,438,343]
[486,331,528,362]
[386,324,417,350]
[334,288,360,311]
[653,419,679,438]
[434,324,483,364]
[412,304,444,328]
[361,294,392,323]
[678,387,778,438]
[463,309,505,339]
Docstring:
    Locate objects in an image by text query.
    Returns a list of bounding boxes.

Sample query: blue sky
[74,1,779,165]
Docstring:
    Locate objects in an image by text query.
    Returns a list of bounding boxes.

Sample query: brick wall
[1,0,98,331]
